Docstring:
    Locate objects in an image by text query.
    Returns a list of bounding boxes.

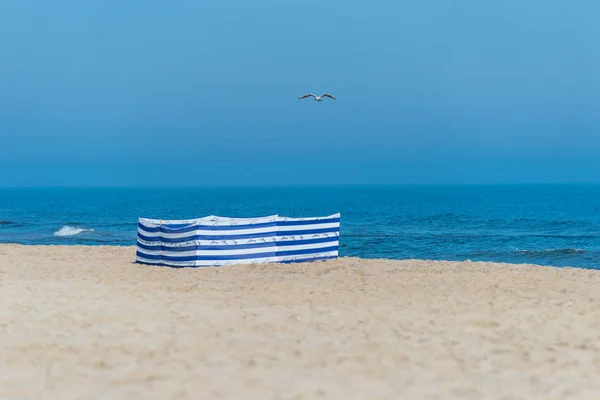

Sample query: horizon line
[2,182,600,189]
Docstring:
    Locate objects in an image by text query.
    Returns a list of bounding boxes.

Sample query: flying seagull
[298,93,336,102]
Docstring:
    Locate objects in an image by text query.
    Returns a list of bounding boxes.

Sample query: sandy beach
[2,245,600,399]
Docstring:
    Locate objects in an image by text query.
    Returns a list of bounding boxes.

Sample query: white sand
[2,244,600,399]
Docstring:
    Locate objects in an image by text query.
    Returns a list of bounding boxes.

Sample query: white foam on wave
[516,248,585,255]
[54,225,95,237]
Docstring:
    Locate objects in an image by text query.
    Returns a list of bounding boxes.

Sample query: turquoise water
[1,185,600,269]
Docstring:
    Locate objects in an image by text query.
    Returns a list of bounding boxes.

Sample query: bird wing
[321,93,336,100]
[299,93,316,99]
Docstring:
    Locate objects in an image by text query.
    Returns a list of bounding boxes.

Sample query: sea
[1,185,600,269]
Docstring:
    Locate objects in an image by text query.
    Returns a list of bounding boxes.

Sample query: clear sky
[0,0,599,186]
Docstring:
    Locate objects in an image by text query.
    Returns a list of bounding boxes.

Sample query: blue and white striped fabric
[135,213,340,267]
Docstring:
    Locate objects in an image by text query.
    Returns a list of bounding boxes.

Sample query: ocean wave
[344,232,598,240]
[53,225,95,237]
[0,220,24,228]
[516,248,586,255]
[395,214,587,230]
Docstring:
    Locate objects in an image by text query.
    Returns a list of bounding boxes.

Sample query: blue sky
[0,0,599,186]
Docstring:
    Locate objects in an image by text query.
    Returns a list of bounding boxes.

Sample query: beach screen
[135,213,340,267]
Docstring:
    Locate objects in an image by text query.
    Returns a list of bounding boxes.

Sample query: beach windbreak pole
[135,213,340,267]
